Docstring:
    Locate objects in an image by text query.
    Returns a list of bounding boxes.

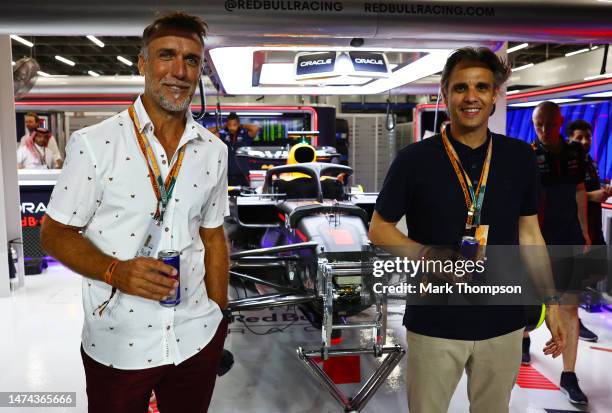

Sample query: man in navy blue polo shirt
[369,47,564,413]
[209,112,260,186]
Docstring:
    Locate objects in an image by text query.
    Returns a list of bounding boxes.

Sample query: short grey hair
[140,11,207,61]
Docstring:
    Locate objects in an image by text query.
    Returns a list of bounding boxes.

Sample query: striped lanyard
[441,127,493,229]
[128,105,187,223]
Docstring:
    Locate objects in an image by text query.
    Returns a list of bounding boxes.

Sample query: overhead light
[335,52,353,76]
[204,112,287,117]
[583,91,612,98]
[37,71,51,77]
[508,102,538,108]
[511,63,534,72]
[86,35,105,48]
[506,90,521,95]
[87,70,100,77]
[591,46,599,50]
[55,55,76,66]
[10,35,33,48]
[565,48,590,57]
[214,112,284,116]
[11,61,15,66]
[117,56,133,66]
[584,72,612,81]
[549,98,581,104]
[509,98,581,108]
[507,43,528,54]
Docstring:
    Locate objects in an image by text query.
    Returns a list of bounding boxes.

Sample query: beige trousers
[406,328,523,413]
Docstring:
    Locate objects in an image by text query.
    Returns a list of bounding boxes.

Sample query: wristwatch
[544,295,561,306]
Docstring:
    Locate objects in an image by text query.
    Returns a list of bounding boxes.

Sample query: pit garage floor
[1,263,611,413]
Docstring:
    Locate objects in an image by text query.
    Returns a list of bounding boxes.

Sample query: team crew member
[20,111,63,166]
[567,119,611,245]
[567,119,610,342]
[208,111,260,375]
[524,102,590,405]
[531,102,590,245]
[41,12,229,413]
[369,47,564,413]
[16,127,58,169]
[209,112,259,186]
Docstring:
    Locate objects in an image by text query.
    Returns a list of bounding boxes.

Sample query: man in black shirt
[567,119,610,245]
[369,47,564,413]
[567,119,610,343]
[209,112,260,186]
[531,103,590,246]
[525,102,590,405]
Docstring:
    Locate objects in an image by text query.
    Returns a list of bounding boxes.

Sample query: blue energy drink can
[460,236,479,260]
[158,249,180,307]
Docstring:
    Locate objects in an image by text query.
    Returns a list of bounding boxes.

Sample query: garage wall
[0,36,24,296]
[342,114,396,192]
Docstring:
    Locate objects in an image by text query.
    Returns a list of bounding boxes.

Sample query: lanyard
[35,145,48,168]
[441,127,493,228]
[128,105,187,222]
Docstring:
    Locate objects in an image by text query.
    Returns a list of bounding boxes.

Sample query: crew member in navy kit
[531,102,590,246]
[567,119,611,246]
[523,101,591,406]
[567,119,611,343]
[209,112,260,186]
[208,111,260,374]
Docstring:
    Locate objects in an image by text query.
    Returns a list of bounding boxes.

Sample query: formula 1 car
[226,144,404,412]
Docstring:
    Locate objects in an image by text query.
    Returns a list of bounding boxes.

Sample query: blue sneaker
[521,336,531,365]
[560,372,588,405]
[579,319,598,342]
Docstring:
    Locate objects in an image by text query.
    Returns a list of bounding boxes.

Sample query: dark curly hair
[566,119,592,137]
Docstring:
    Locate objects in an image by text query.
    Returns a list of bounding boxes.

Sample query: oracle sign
[20,202,47,214]
[295,52,337,79]
[348,52,389,77]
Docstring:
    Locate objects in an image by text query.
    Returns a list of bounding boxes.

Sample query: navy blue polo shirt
[532,138,586,245]
[375,130,538,340]
[584,155,605,245]
[219,127,253,180]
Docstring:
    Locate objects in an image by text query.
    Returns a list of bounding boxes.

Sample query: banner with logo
[348,51,389,77]
[294,52,337,79]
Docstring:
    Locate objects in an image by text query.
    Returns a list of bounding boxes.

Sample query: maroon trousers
[81,320,226,413]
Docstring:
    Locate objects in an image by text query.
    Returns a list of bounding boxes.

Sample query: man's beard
[147,77,195,113]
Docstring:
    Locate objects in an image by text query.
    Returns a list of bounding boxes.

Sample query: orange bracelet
[103,260,119,286]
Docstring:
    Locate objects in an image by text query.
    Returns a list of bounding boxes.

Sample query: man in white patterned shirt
[16,127,56,169]
[20,112,63,167]
[41,12,229,413]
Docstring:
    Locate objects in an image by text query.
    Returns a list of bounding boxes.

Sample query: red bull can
[460,236,479,260]
[158,249,180,307]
